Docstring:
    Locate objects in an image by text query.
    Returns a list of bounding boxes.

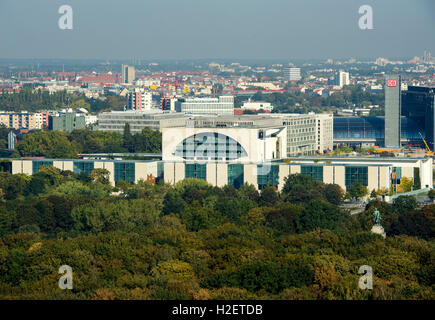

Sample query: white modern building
[11,156,432,192]
[334,71,350,88]
[284,67,301,81]
[162,116,287,163]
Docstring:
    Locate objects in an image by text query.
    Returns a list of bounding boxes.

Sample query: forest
[0,165,433,300]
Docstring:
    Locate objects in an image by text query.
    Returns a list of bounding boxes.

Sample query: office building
[162,115,286,162]
[177,96,234,115]
[121,64,135,84]
[162,113,333,162]
[98,110,188,133]
[333,116,423,148]
[402,86,435,150]
[384,75,402,148]
[11,156,432,192]
[283,67,301,82]
[49,113,87,132]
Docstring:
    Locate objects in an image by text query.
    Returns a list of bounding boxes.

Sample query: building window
[301,165,323,181]
[114,162,135,183]
[228,164,244,189]
[185,163,206,180]
[174,132,247,161]
[32,160,53,174]
[345,166,368,187]
[73,161,94,175]
[257,164,279,189]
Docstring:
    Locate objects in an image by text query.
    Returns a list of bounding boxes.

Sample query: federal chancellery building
[8,113,434,192]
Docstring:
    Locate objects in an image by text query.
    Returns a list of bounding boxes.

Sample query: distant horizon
[0,0,433,60]
[0,55,429,64]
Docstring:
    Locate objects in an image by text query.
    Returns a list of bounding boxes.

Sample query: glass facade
[175,132,247,161]
[301,165,323,181]
[402,86,435,150]
[32,160,53,174]
[228,164,244,189]
[345,166,368,188]
[257,164,279,189]
[73,161,94,175]
[334,117,424,141]
[185,163,206,180]
[114,162,135,183]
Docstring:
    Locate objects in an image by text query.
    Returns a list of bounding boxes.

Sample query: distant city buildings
[334,71,350,88]
[0,112,44,130]
[127,88,153,111]
[283,67,301,82]
[121,64,135,84]
[240,100,273,112]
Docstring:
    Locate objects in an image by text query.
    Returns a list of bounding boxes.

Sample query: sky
[0,0,434,60]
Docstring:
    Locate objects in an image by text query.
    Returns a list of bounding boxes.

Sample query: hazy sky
[0,0,434,60]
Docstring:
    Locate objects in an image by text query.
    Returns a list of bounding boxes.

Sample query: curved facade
[174,132,248,161]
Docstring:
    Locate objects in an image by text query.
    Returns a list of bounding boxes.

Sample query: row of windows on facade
[32,161,414,190]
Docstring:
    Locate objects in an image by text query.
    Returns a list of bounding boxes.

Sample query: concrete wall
[164,162,175,184]
[135,162,157,183]
[368,166,379,191]
[216,163,228,187]
[278,165,290,191]
[244,164,257,187]
[323,165,334,184]
[206,163,217,186]
[334,166,346,190]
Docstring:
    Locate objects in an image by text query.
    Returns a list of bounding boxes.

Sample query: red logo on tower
[387,80,397,87]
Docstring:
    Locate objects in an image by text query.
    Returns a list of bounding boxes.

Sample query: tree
[370,189,377,199]
[14,131,78,158]
[346,182,368,201]
[90,168,110,185]
[163,189,186,215]
[180,201,222,231]
[324,184,344,205]
[298,200,345,233]
[259,186,278,206]
[428,189,435,201]
[122,123,134,152]
[397,177,413,193]
[392,195,418,214]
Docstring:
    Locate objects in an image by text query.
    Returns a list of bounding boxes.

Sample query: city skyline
[0,0,434,60]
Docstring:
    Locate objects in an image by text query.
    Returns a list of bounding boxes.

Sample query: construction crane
[418,132,433,155]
